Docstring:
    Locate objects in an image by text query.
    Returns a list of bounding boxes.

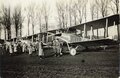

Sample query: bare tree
[110,0,119,14]
[90,3,96,20]
[26,6,31,36]
[19,13,24,37]
[56,1,63,29]
[83,2,88,22]
[71,2,78,25]
[27,4,36,36]
[90,1,100,20]
[0,13,2,39]
[1,5,11,40]
[95,0,111,17]
[94,4,100,19]
[13,6,23,38]
[0,23,1,39]
[36,6,43,33]
[76,0,87,24]
[60,2,66,28]
[64,3,69,28]
[42,1,50,31]
[26,3,38,42]
[31,5,36,36]
[68,0,73,26]
[56,1,69,29]
[36,5,43,41]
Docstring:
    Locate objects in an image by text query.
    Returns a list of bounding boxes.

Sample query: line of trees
[0,1,50,40]
[13,6,23,38]
[56,0,119,29]
[0,5,24,40]
[56,0,88,28]
[1,5,11,40]
[0,0,119,40]
[90,0,119,19]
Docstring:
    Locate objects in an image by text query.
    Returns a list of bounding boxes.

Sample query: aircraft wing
[68,39,119,47]
[68,14,119,31]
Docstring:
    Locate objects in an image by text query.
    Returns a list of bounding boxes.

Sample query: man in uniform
[9,42,13,56]
[28,41,32,55]
[38,41,44,59]
[35,40,39,55]
[22,42,26,53]
[13,42,17,55]
[17,41,22,54]
[53,38,61,57]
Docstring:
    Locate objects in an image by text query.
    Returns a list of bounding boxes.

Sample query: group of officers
[0,38,63,58]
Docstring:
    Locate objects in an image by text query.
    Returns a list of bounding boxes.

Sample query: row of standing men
[2,40,44,58]
[1,38,62,58]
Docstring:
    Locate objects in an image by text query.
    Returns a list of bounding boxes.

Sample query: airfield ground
[0,47,119,78]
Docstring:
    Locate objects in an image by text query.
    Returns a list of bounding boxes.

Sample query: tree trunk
[20,24,22,37]
[45,20,48,31]
[116,0,119,14]
[62,15,65,29]
[28,19,30,36]
[0,26,1,39]
[16,27,18,38]
[7,28,11,40]
[4,27,6,40]
[32,24,34,42]
[32,24,34,35]
[46,23,48,43]
[74,16,77,25]
[69,12,72,26]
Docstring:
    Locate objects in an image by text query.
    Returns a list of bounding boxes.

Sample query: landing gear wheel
[70,48,76,56]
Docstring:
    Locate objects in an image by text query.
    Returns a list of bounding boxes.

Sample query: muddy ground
[0,47,119,78]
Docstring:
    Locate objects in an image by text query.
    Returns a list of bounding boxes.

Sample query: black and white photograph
[0,0,119,78]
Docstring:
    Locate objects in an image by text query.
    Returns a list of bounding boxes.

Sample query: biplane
[47,14,119,56]
[55,33,118,56]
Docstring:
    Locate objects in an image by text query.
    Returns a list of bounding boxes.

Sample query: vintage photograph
[0,0,119,78]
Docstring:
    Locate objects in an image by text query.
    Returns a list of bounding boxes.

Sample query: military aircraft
[55,33,118,56]
[47,14,119,56]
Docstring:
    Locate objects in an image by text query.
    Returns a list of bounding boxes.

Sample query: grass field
[0,47,119,78]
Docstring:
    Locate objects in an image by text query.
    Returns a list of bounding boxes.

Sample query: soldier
[22,42,26,53]
[13,42,17,53]
[28,42,32,55]
[59,41,63,55]
[17,41,22,54]
[9,42,13,55]
[32,42,35,53]
[5,41,9,53]
[38,41,44,59]
[35,40,39,55]
[53,38,61,57]
[2,42,6,55]
[53,39,56,56]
